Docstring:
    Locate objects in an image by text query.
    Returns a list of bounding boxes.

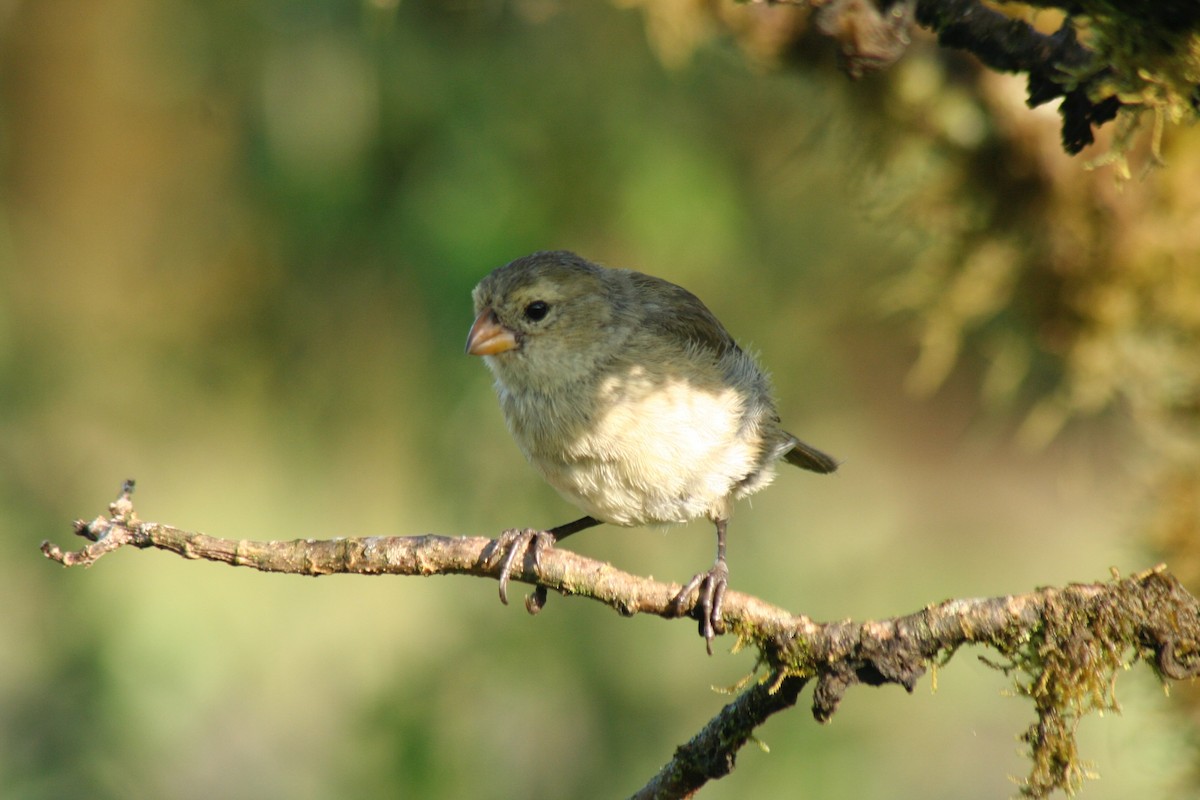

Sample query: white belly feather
[506,364,773,526]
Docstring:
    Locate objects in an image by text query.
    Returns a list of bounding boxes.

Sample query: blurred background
[3,1,1199,798]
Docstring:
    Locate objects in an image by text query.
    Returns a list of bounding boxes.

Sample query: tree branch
[802,0,1200,158]
[811,0,1120,153]
[630,674,810,800]
[43,482,1200,799]
[912,0,1118,154]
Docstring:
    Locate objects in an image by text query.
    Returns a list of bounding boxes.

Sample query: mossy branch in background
[43,482,1200,799]
[796,0,1200,159]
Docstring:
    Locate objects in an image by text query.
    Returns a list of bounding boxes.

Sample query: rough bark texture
[43,482,1200,799]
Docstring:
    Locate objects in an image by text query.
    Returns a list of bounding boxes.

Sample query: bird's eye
[523,301,550,322]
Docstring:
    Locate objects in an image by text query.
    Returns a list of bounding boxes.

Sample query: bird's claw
[483,528,554,610]
[525,585,550,615]
[671,558,730,655]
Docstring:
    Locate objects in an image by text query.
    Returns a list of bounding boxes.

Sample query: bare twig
[41,481,796,627]
[630,674,809,800]
[43,482,1200,799]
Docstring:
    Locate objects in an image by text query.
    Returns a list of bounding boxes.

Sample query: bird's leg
[549,515,603,541]
[484,528,548,606]
[671,518,730,655]
[484,516,601,613]
[524,515,602,614]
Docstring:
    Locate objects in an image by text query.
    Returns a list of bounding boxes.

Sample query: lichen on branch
[711,0,1200,158]
[43,482,1200,799]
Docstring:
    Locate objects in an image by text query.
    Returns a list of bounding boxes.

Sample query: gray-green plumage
[467,250,837,648]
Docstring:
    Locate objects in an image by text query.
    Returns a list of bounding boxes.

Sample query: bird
[465,250,837,652]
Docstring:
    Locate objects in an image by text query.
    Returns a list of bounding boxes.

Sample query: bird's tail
[782,435,839,474]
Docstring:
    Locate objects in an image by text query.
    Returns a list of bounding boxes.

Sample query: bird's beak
[465,309,519,356]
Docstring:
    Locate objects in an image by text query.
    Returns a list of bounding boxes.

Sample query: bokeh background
[3,1,1199,798]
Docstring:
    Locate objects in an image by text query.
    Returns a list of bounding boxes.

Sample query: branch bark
[912,0,1118,153]
[43,482,1200,799]
[804,0,1200,157]
[813,0,1120,153]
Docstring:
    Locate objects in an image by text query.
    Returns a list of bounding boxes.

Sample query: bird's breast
[501,365,775,526]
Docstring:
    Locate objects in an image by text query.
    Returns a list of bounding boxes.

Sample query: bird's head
[466,251,631,391]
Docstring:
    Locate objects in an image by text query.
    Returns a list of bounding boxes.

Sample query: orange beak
[465,309,519,356]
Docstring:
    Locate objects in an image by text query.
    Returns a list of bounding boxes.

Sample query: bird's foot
[483,528,555,613]
[671,558,729,655]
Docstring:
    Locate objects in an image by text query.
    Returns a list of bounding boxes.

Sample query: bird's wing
[630,273,739,359]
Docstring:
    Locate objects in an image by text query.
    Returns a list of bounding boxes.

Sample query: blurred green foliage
[1,1,1197,798]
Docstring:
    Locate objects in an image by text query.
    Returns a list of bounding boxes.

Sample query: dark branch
[911,0,1116,153]
[630,675,809,800]
[805,0,1126,153]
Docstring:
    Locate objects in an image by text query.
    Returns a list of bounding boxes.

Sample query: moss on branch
[43,482,1200,798]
